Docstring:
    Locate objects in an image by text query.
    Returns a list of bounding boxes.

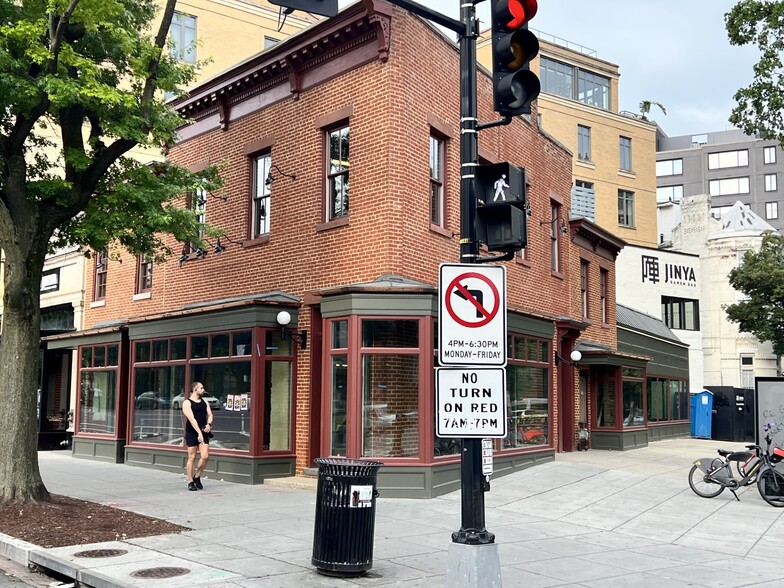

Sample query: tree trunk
[0,237,49,503]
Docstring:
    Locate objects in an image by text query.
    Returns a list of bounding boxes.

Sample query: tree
[726,0,784,145]
[0,0,217,503]
[726,232,784,356]
[638,100,666,121]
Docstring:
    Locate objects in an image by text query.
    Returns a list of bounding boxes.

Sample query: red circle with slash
[445,272,500,328]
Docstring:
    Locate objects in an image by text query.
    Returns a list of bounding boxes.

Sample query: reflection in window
[362,320,418,347]
[596,380,615,428]
[647,378,666,422]
[670,380,689,420]
[132,365,186,444]
[79,370,117,434]
[362,355,419,457]
[331,355,348,455]
[191,362,251,451]
[327,125,350,220]
[623,380,644,428]
[505,365,548,448]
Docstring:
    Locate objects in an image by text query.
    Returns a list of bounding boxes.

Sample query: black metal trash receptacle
[311,457,383,576]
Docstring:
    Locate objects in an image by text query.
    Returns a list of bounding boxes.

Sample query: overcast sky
[341,0,759,138]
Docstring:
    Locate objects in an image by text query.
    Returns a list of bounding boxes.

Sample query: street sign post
[439,264,506,366]
[436,368,507,438]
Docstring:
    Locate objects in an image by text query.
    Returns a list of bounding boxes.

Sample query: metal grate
[73,549,128,558]
[130,567,191,579]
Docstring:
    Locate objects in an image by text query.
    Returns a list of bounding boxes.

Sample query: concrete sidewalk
[5,437,784,587]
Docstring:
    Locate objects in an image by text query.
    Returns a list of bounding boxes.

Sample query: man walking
[183,381,213,491]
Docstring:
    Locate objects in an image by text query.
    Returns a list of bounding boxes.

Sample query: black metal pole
[452,0,494,547]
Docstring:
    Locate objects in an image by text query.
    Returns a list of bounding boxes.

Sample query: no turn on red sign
[439,263,506,366]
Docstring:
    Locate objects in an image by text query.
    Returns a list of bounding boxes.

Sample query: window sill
[576,159,595,170]
[317,216,349,232]
[551,270,564,280]
[90,300,106,308]
[618,224,636,230]
[515,256,531,267]
[618,169,636,179]
[601,322,612,329]
[133,292,152,301]
[429,223,452,238]
[242,235,270,249]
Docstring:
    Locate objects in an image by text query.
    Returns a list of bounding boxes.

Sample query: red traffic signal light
[491,0,540,116]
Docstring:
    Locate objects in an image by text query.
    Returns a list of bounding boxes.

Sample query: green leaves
[726,232,784,355]
[726,1,784,145]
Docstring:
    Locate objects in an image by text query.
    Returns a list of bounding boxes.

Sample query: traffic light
[475,162,528,252]
[490,0,540,116]
[268,0,338,17]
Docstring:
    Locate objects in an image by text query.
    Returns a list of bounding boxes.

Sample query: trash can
[311,457,382,576]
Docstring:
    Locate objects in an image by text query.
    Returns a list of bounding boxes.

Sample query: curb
[0,532,38,567]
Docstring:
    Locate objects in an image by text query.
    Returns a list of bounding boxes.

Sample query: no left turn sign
[439,264,506,366]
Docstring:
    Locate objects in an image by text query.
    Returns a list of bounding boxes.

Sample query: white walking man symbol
[493,174,509,202]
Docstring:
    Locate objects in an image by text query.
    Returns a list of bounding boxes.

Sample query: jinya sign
[641,255,697,287]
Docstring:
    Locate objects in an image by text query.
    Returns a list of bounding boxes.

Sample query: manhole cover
[73,549,128,558]
[130,567,191,579]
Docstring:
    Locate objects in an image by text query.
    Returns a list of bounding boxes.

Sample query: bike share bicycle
[688,422,784,507]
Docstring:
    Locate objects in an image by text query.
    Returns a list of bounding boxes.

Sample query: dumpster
[690,390,713,439]
[311,457,383,576]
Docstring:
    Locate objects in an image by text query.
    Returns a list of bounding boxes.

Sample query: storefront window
[78,344,119,435]
[647,377,667,422]
[670,380,689,420]
[264,361,291,451]
[191,361,251,451]
[504,335,549,449]
[132,365,186,443]
[79,369,117,434]
[361,355,419,457]
[596,380,616,428]
[623,380,644,427]
[331,354,348,455]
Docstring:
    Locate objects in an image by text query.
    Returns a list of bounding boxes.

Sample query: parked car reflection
[171,393,220,410]
[135,391,171,410]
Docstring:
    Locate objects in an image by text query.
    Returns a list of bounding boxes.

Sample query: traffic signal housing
[475,162,528,252]
[490,0,540,116]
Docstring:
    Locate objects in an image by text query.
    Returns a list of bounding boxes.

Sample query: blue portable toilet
[690,390,713,439]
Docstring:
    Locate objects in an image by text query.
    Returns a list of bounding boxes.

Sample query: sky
[340,0,760,138]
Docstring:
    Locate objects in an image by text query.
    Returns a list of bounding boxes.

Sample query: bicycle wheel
[688,464,725,498]
[757,468,784,507]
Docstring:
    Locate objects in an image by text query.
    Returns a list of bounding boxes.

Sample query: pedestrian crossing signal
[475,162,528,252]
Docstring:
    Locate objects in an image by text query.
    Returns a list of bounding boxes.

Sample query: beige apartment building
[0,0,317,449]
[477,32,658,248]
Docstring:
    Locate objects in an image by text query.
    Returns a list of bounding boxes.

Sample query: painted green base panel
[591,426,689,451]
[648,424,690,442]
[72,438,125,463]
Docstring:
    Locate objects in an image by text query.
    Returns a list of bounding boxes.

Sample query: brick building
[46,1,651,496]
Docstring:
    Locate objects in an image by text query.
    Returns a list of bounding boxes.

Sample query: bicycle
[688,423,784,506]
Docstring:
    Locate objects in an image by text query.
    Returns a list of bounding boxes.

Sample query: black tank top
[185,398,208,433]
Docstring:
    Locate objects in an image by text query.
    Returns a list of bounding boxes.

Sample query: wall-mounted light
[265,164,297,187]
[539,216,568,234]
[276,310,307,350]
[555,350,582,366]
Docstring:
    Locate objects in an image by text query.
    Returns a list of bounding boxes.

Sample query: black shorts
[185,430,209,448]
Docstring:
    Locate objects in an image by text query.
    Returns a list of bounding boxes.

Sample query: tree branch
[139,0,177,125]
[49,0,81,71]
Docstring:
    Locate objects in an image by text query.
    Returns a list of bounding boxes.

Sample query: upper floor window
[252,153,271,237]
[740,355,754,389]
[136,255,153,294]
[711,205,732,220]
[94,250,108,301]
[170,12,197,65]
[327,125,350,220]
[656,159,683,176]
[429,134,445,226]
[540,56,609,110]
[708,149,748,170]
[264,36,279,49]
[600,268,608,324]
[618,189,635,227]
[765,173,778,192]
[580,260,589,318]
[619,136,632,172]
[41,269,60,293]
[577,125,591,161]
[661,296,699,331]
[657,185,683,203]
[767,201,779,220]
[550,202,561,273]
[577,69,610,109]
[764,146,777,164]
[709,177,749,196]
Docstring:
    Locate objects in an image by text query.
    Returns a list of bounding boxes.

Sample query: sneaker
[188,482,197,491]
[194,477,203,490]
